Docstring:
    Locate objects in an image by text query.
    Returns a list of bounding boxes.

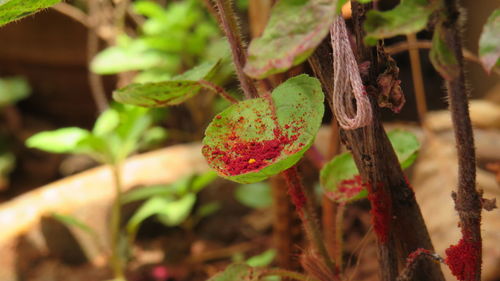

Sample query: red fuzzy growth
[445,234,481,281]
[283,167,306,214]
[367,182,392,243]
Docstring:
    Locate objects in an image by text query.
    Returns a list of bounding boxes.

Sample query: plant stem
[406,33,427,124]
[282,167,337,277]
[110,163,125,280]
[440,1,482,280]
[262,268,321,281]
[198,80,238,103]
[212,0,259,99]
[87,0,109,113]
[308,3,446,280]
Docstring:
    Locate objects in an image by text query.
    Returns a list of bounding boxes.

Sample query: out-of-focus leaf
[364,0,438,45]
[0,0,60,26]
[93,108,120,136]
[429,24,459,80]
[235,182,272,209]
[0,77,31,107]
[244,0,336,78]
[196,202,221,218]
[156,193,196,226]
[113,60,221,107]
[206,263,260,281]
[0,152,15,189]
[387,129,420,169]
[52,213,96,236]
[246,249,276,267]
[26,127,90,154]
[126,194,196,238]
[90,40,173,75]
[191,171,218,192]
[479,9,500,72]
[203,75,324,184]
[138,126,168,149]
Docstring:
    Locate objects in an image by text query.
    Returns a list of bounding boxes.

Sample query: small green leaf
[156,193,196,226]
[202,74,324,184]
[479,9,500,72]
[320,153,366,203]
[387,129,420,169]
[90,39,174,75]
[51,213,96,236]
[235,182,272,209]
[0,0,61,27]
[246,249,276,267]
[321,129,420,203]
[207,263,259,281]
[0,77,31,107]
[244,0,336,78]
[93,108,120,136]
[113,60,221,107]
[191,170,218,192]
[26,127,90,154]
[429,24,459,80]
[364,0,438,45]
[126,194,196,238]
[196,202,221,218]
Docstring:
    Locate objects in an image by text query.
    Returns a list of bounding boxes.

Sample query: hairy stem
[198,80,238,103]
[440,1,482,280]
[282,167,337,277]
[110,163,125,279]
[212,0,258,99]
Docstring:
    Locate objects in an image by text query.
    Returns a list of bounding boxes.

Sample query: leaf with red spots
[202,74,324,184]
[113,60,221,107]
[320,129,420,203]
[243,0,336,79]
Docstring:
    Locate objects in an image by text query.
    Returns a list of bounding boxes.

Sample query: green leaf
[429,23,459,80]
[364,0,438,45]
[0,0,61,27]
[195,202,221,218]
[113,60,221,107]
[0,77,31,107]
[90,39,173,75]
[235,182,272,209]
[156,193,196,226]
[207,263,259,281]
[26,127,90,154]
[191,170,218,192]
[126,194,196,238]
[246,249,276,267]
[202,74,324,184]
[51,213,96,236]
[320,129,420,203]
[387,129,419,169]
[320,153,367,203]
[244,0,336,79]
[479,9,500,72]
[93,108,120,136]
